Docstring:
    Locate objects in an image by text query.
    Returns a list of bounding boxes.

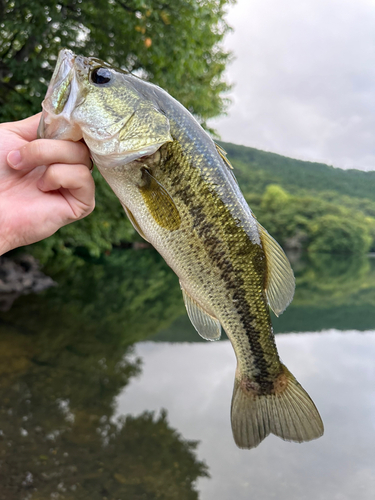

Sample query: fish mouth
[38,49,83,141]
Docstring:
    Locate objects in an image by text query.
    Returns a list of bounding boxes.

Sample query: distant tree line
[221,142,375,255]
[249,184,374,255]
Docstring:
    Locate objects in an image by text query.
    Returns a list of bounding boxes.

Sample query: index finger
[8,139,92,171]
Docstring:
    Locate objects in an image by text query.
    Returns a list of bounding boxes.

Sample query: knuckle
[46,164,59,183]
[76,143,91,165]
[75,165,90,183]
[79,164,95,182]
[28,140,44,163]
[86,200,95,215]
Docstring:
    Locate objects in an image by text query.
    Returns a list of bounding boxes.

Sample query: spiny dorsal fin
[256,221,295,316]
[181,284,221,341]
[215,143,239,186]
[215,143,234,169]
[121,202,150,242]
[139,168,181,231]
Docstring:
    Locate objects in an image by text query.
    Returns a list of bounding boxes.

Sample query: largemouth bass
[38,49,324,449]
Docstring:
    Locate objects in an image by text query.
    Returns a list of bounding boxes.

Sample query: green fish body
[39,49,324,449]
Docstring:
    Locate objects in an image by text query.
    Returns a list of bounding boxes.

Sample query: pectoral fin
[256,222,295,316]
[121,202,149,242]
[181,284,221,341]
[139,168,181,231]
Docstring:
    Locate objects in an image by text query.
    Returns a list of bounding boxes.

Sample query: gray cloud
[211,0,375,170]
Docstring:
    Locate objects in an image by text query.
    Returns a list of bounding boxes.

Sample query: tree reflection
[156,252,375,339]
[0,249,208,499]
[274,253,375,333]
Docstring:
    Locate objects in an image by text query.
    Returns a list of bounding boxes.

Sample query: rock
[0,254,56,311]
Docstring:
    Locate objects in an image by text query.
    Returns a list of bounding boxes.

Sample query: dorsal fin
[256,222,295,316]
[215,143,234,169]
[215,143,239,186]
[180,284,221,341]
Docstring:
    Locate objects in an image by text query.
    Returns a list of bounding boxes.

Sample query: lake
[0,249,374,499]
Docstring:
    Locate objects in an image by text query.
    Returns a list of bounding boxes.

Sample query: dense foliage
[249,184,373,254]
[0,0,232,123]
[0,0,233,261]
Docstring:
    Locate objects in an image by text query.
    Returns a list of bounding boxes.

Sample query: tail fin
[231,364,324,449]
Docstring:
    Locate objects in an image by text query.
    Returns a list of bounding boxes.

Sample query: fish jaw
[38,49,83,141]
[38,50,173,164]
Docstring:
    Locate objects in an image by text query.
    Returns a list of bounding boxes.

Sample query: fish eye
[91,67,112,85]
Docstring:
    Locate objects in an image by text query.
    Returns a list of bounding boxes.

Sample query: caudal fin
[231,364,324,449]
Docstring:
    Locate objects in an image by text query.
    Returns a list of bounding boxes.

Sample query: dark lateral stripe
[158,140,276,388]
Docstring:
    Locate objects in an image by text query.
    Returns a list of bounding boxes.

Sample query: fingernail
[7,150,22,167]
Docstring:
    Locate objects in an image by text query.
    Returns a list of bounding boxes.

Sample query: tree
[0,0,233,260]
[308,214,372,255]
[0,0,232,124]
[253,184,375,254]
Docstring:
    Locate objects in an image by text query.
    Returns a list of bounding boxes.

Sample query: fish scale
[38,49,324,449]
[154,139,279,381]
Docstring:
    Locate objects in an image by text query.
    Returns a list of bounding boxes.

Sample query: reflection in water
[0,251,374,497]
[0,345,208,498]
[0,250,206,499]
[157,253,375,340]
[118,332,375,500]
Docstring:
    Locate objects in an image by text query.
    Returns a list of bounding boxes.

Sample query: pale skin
[0,113,95,255]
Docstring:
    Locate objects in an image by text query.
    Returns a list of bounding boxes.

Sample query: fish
[38,49,324,449]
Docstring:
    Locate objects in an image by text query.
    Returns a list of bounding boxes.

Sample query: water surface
[0,250,374,499]
[120,332,375,500]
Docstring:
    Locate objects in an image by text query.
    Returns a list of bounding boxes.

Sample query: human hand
[0,113,95,255]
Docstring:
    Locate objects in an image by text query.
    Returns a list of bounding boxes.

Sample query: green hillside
[213,142,375,255]
[219,141,375,201]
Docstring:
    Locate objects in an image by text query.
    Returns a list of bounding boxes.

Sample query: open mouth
[51,73,72,115]
[48,50,75,116]
[37,50,83,142]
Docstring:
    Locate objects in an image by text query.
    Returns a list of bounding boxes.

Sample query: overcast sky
[210,0,375,171]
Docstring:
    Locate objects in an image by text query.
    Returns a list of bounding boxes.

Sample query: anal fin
[181,284,221,341]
